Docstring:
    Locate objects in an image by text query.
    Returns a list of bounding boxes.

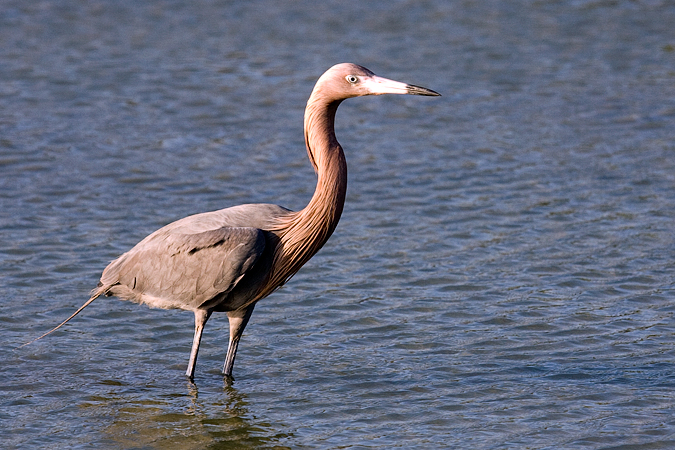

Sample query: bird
[22,63,440,380]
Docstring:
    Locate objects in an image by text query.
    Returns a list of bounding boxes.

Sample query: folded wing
[100,226,267,310]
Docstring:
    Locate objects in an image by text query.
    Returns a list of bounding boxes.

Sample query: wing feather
[101,226,267,310]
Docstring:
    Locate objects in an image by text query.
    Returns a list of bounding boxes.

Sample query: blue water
[2,0,675,448]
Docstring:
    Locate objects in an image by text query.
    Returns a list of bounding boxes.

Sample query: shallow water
[2,0,675,448]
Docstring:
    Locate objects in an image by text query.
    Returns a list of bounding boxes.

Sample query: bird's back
[96,203,292,312]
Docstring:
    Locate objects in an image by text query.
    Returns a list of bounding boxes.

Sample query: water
[2,0,675,448]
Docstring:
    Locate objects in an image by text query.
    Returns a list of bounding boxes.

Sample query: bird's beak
[365,75,441,97]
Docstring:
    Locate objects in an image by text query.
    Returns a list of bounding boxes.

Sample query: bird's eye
[345,75,359,84]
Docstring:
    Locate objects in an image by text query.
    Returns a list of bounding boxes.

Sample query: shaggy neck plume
[260,88,348,298]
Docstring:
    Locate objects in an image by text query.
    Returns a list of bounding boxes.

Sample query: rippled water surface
[2,1,675,448]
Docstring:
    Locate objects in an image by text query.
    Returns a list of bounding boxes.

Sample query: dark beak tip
[406,84,442,97]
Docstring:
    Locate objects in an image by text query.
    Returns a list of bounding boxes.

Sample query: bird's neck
[262,96,348,295]
[299,97,348,243]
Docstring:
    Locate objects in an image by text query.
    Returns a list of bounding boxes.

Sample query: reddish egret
[23,63,440,380]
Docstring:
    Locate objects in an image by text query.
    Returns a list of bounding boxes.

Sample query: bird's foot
[223,373,235,385]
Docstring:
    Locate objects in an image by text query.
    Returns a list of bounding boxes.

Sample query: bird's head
[312,63,440,102]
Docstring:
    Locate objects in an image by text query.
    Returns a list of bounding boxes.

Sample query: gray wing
[100,226,267,310]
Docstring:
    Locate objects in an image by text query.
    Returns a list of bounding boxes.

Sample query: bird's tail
[16,287,105,349]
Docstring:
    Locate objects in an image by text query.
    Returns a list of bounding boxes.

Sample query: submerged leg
[223,303,256,379]
[186,309,212,380]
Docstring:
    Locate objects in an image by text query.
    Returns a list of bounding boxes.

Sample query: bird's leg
[223,302,256,379]
[186,309,212,380]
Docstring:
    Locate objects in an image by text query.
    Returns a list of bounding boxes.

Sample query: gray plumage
[97,204,288,313]
[21,63,440,380]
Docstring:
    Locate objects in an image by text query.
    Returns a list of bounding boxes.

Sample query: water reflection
[93,380,292,449]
